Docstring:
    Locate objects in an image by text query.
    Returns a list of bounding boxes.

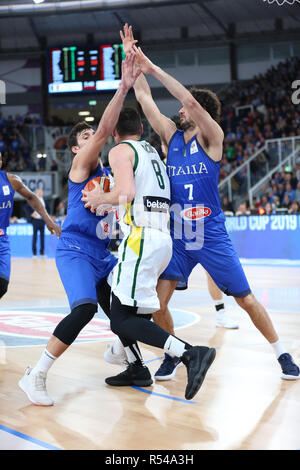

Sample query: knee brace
[96,279,111,319]
[0,278,8,299]
[53,303,98,345]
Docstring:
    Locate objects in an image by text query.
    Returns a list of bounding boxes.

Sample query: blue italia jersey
[0,170,14,233]
[166,130,224,243]
[61,164,113,250]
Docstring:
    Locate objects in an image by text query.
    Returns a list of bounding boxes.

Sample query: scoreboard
[48,44,124,94]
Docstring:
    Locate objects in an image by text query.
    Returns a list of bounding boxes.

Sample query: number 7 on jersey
[184,184,194,201]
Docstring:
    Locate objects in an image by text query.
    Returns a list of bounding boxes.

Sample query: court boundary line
[0,424,61,450]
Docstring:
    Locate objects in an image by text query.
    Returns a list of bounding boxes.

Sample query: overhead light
[78,111,90,116]
[89,100,97,106]
[85,117,95,122]
[33,0,45,4]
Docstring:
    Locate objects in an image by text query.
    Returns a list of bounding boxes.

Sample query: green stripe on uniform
[116,227,131,286]
[121,141,139,173]
[131,227,145,306]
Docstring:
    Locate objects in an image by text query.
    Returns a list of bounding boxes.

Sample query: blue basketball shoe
[278,353,300,380]
[154,353,183,381]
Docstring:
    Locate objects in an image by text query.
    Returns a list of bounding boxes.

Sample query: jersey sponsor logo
[0,311,115,341]
[2,185,10,196]
[143,196,170,213]
[167,162,208,177]
[190,140,198,155]
[101,221,110,235]
[181,206,211,220]
[0,200,11,210]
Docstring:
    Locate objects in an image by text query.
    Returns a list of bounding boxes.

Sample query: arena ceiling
[0,0,299,51]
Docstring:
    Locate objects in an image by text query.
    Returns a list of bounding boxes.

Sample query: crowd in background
[1,56,300,216]
[218,56,300,183]
[0,112,41,172]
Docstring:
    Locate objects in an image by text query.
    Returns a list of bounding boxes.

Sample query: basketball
[84,176,110,193]
[83,176,110,212]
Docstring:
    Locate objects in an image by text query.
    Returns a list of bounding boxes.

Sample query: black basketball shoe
[181,346,216,400]
[105,361,153,387]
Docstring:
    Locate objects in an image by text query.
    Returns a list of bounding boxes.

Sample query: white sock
[164,336,187,358]
[112,337,125,355]
[125,345,143,365]
[270,340,287,359]
[32,349,57,374]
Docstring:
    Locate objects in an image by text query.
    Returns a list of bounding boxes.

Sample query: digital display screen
[48,44,125,94]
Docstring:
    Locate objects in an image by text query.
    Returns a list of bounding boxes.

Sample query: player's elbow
[94,125,110,141]
[115,187,135,205]
[183,95,200,112]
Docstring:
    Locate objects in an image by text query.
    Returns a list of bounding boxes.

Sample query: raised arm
[7,174,61,237]
[133,46,224,150]
[120,24,176,147]
[71,52,140,180]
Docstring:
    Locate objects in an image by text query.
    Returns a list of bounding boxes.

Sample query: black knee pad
[0,278,8,299]
[53,303,98,345]
[96,278,111,319]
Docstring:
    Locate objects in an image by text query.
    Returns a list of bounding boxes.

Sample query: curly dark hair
[189,87,221,124]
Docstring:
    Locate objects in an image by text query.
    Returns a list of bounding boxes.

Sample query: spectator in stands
[288,201,300,214]
[295,181,300,202]
[235,201,250,216]
[282,194,291,210]
[275,183,285,204]
[265,202,275,216]
[284,182,295,202]
[222,196,234,213]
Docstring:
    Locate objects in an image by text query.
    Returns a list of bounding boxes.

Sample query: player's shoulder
[6,172,22,186]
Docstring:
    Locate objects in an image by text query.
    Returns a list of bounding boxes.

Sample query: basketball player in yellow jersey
[82,107,216,400]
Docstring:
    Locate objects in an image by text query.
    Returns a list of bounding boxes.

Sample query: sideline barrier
[7,215,300,261]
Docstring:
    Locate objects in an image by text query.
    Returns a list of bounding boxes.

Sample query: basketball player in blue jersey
[18,53,148,406]
[118,25,299,382]
[0,151,61,300]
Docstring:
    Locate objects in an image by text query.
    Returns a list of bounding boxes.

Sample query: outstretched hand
[121,51,142,90]
[120,23,138,55]
[132,45,155,75]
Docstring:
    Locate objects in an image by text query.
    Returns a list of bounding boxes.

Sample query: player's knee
[53,303,97,345]
[236,293,255,311]
[0,278,8,299]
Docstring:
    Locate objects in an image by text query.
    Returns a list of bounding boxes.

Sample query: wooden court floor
[0,258,299,450]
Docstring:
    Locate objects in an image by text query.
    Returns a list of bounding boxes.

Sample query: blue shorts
[160,219,251,298]
[56,233,117,310]
[0,235,11,281]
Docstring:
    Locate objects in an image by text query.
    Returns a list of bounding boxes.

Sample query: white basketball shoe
[104,343,127,365]
[18,366,54,406]
[216,311,239,329]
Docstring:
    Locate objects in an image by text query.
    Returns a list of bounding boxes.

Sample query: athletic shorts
[0,235,11,282]
[112,226,172,313]
[160,219,251,298]
[56,233,117,310]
